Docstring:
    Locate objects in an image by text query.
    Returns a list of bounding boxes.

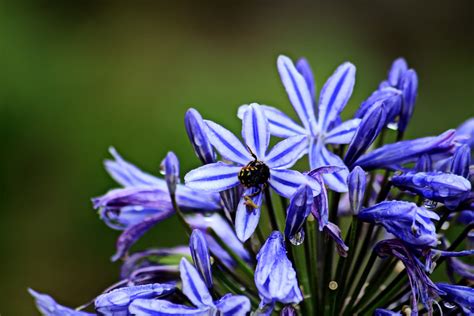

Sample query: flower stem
[207,228,255,281]
[305,214,321,314]
[264,186,280,232]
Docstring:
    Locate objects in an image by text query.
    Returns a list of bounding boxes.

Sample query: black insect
[238,148,270,209]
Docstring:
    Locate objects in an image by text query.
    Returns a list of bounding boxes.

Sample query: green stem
[207,228,254,281]
[305,214,320,314]
[343,250,377,315]
[213,268,260,307]
[333,217,359,314]
[292,239,313,316]
[264,186,280,232]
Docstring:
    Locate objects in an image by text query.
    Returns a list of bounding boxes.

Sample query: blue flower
[345,101,387,167]
[94,148,220,230]
[355,87,402,128]
[94,283,176,314]
[284,184,313,243]
[354,129,457,170]
[391,171,471,210]
[347,166,366,215]
[435,283,474,314]
[358,201,439,247]
[185,104,318,241]
[189,229,213,289]
[374,239,441,315]
[185,108,216,164]
[128,258,251,316]
[28,289,95,316]
[450,144,471,178]
[378,58,418,133]
[238,55,359,192]
[161,151,179,196]
[254,231,303,313]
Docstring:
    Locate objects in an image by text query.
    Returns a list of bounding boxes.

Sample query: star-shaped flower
[239,55,359,192]
[185,104,320,241]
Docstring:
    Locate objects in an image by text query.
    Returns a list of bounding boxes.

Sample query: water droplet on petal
[423,199,437,209]
[328,281,338,290]
[441,221,450,230]
[289,230,305,246]
[387,122,399,130]
[443,301,456,309]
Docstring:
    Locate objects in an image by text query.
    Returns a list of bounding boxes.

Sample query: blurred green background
[0,1,472,314]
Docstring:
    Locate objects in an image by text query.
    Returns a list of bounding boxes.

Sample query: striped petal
[241,104,270,158]
[189,229,213,289]
[184,162,240,192]
[387,57,408,87]
[309,140,348,192]
[129,299,210,315]
[105,147,164,188]
[265,135,308,169]
[296,58,316,100]
[268,169,308,198]
[215,294,251,316]
[237,104,306,138]
[318,62,356,133]
[180,258,214,307]
[235,188,263,242]
[324,118,361,144]
[277,55,317,134]
[205,120,251,165]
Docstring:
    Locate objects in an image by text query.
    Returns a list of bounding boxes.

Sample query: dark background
[0,1,472,314]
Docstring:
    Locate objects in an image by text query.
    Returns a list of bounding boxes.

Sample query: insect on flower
[238,146,271,208]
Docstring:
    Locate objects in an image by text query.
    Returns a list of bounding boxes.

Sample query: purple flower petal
[436,283,474,314]
[387,58,408,87]
[398,69,418,133]
[309,139,349,192]
[28,289,94,316]
[129,299,210,315]
[347,166,366,215]
[457,117,474,148]
[324,222,349,257]
[359,201,439,247]
[324,118,361,144]
[345,101,387,168]
[296,57,315,100]
[265,135,308,169]
[277,55,318,135]
[354,129,457,170]
[105,147,164,187]
[179,258,214,307]
[392,171,471,210]
[186,213,251,267]
[161,151,179,196]
[189,229,213,289]
[205,120,251,165]
[111,211,174,261]
[318,62,356,133]
[237,104,306,138]
[235,187,263,242]
[284,184,313,242]
[255,231,303,304]
[95,283,175,314]
[241,103,270,158]
[185,108,216,164]
[451,144,470,178]
[184,162,241,192]
[214,294,251,316]
[268,169,309,198]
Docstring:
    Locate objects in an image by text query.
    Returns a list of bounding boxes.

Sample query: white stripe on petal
[265,135,308,169]
[325,118,361,144]
[241,104,270,158]
[205,120,251,165]
[184,162,241,192]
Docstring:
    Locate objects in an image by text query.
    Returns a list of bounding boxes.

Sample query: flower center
[238,160,270,187]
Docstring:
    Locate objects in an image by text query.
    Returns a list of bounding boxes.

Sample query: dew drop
[441,221,450,230]
[423,199,437,210]
[289,230,305,246]
[387,122,399,131]
[443,301,456,309]
[159,165,166,175]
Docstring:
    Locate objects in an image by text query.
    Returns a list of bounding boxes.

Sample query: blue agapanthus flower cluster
[30,55,474,315]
